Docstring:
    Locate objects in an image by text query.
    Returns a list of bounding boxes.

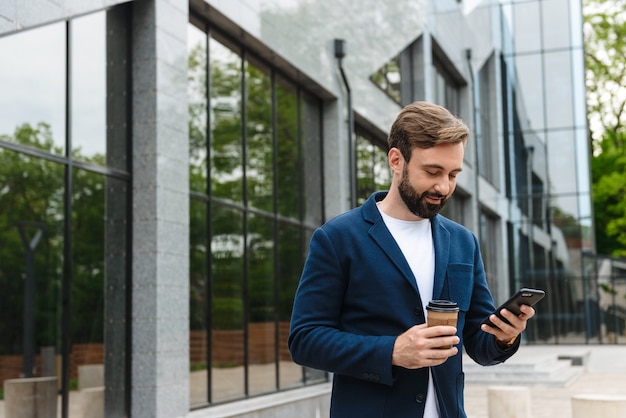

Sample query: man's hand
[392,324,459,369]
[481,304,536,346]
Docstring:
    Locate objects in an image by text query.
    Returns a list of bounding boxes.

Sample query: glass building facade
[0,1,615,417]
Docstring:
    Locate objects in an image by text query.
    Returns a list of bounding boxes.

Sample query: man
[288,101,535,417]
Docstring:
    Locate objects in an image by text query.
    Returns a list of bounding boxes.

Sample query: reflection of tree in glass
[275,81,299,218]
[356,135,390,205]
[0,122,106,356]
[188,41,208,193]
[245,64,273,212]
[70,163,105,345]
[187,38,307,331]
[210,41,244,203]
[370,57,402,103]
[0,123,63,354]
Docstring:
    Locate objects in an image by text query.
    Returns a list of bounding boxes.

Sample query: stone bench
[572,394,626,418]
[3,376,57,418]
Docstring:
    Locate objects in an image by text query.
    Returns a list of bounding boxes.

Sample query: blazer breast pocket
[445,263,473,311]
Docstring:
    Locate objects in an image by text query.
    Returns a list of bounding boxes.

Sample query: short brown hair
[387,101,469,162]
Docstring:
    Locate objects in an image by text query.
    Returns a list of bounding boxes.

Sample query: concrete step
[463,349,589,387]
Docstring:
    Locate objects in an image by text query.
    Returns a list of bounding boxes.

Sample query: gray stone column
[131,0,189,417]
[322,100,352,219]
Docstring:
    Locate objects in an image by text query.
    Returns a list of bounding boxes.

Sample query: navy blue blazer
[288,191,519,418]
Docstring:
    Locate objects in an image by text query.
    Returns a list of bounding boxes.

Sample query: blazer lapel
[431,216,450,300]
[363,192,420,294]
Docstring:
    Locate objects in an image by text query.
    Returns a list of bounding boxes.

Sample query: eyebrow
[422,163,463,173]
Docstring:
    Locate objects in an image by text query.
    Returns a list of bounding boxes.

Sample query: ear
[388,147,404,174]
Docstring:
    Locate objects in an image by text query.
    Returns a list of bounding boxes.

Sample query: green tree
[584,0,626,257]
[590,132,626,257]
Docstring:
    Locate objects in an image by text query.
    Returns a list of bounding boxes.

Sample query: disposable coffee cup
[426,300,459,348]
[426,300,459,327]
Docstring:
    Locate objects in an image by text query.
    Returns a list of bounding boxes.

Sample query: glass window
[301,93,323,227]
[211,204,245,403]
[432,59,460,117]
[0,9,130,417]
[370,55,402,104]
[544,51,574,129]
[187,21,325,409]
[71,167,107,404]
[355,130,390,206]
[478,54,500,186]
[245,57,274,212]
[277,222,305,389]
[188,23,208,195]
[441,189,468,226]
[189,198,209,407]
[513,53,545,131]
[0,150,64,386]
[247,213,276,395]
[72,12,107,162]
[480,211,500,296]
[0,22,66,155]
[276,76,300,219]
[209,35,244,203]
[370,37,423,106]
[512,1,541,54]
[542,0,573,51]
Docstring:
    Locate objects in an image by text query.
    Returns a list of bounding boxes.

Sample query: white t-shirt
[378,206,439,417]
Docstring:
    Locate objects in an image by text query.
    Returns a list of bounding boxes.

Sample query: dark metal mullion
[317,98,330,383]
[270,71,280,391]
[0,138,69,165]
[241,48,250,397]
[61,19,73,418]
[120,3,134,417]
[204,24,214,405]
[371,138,377,196]
[296,89,307,386]
[0,138,130,181]
[124,4,134,415]
[319,99,326,224]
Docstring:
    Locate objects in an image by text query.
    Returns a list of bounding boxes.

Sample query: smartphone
[481,288,545,329]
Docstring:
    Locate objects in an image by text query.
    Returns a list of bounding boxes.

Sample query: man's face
[397,142,464,219]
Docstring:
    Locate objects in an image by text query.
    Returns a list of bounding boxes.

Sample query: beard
[398,167,449,219]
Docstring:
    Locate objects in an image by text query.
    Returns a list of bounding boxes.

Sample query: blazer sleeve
[288,227,398,386]
[461,232,520,365]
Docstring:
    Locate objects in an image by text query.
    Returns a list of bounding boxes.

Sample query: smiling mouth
[425,194,446,204]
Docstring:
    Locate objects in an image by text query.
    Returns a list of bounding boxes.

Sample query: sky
[0,12,106,158]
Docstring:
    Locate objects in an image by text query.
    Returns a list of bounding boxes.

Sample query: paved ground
[463,345,626,418]
[2,345,624,417]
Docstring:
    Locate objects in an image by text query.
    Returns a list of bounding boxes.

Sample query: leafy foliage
[584,0,626,256]
[0,123,107,354]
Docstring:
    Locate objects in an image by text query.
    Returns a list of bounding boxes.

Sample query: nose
[433,176,452,196]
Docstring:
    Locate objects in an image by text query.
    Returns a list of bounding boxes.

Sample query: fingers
[392,325,460,369]
[481,305,536,340]
[519,304,536,319]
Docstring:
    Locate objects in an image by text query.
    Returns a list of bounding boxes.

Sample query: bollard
[572,394,626,418]
[77,363,104,390]
[487,386,531,418]
[3,376,57,418]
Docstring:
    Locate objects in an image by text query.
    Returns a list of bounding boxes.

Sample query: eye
[426,171,439,177]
